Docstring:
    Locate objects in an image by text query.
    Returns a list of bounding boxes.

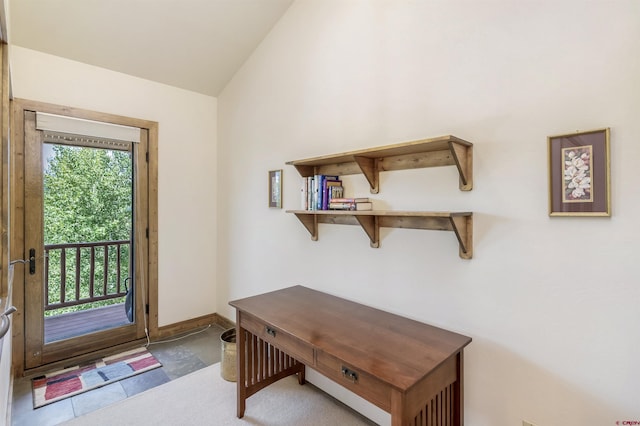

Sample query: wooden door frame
[0,43,9,301]
[10,98,159,375]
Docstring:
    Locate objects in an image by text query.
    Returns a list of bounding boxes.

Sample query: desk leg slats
[410,382,455,426]
[239,328,305,401]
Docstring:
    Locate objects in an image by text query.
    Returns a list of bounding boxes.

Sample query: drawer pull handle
[341,366,358,383]
[265,326,276,337]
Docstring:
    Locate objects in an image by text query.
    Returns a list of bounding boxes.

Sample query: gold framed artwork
[268,169,282,208]
[548,128,610,216]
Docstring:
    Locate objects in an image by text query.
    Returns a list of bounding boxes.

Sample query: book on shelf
[314,175,321,210]
[300,177,308,210]
[313,174,323,210]
[327,197,370,204]
[300,176,314,210]
[328,201,373,211]
[326,182,343,207]
[321,176,341,210]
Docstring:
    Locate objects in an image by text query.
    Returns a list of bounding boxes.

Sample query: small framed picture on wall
[548,128,610,216]
[268,169,282,208]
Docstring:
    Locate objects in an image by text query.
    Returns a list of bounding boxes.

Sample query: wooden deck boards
[44,303,131,343]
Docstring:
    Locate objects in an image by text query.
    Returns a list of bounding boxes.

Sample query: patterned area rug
[32,347,162,408]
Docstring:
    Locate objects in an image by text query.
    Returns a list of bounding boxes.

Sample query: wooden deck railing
[44,240,131,311]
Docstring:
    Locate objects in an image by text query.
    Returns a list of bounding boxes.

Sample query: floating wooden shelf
[286,136,475,258]
[285,135,473,193]
[286,210,473,259]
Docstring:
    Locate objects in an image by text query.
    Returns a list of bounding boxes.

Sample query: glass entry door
[21,109,149,370]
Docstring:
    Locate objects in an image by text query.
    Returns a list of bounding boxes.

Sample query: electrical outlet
[523,421,537,426]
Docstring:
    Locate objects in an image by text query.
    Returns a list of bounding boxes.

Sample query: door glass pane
[42,143,134,343]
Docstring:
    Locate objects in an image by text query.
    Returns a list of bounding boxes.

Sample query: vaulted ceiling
[8,0,294,96]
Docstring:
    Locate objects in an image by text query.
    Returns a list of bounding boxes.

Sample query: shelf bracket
[448,142,473,191]
[293,164,316,178]
[353,156,379,194]
[294,213,318,241]
[355,215,379,248]
[449,215,473,259]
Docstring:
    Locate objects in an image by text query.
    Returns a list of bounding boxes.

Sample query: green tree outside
[44,144,133,316]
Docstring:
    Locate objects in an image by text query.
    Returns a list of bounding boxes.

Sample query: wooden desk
[229,286,471,426]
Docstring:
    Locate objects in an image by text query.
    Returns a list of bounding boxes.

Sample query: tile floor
[11,324,227,426]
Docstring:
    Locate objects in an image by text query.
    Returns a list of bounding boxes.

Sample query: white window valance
[36,112,141,143]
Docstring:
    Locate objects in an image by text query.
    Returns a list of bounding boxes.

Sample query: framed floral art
[548,128,610,216]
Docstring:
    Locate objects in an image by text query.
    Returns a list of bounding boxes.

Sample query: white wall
[10,46,218,327]
[217,1,640,425]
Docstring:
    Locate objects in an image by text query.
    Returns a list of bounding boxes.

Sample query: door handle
[29,248,36,275]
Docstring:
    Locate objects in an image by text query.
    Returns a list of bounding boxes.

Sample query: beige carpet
[61,363,376,425]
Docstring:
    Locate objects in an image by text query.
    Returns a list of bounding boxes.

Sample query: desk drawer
[315,350,391,412]
[240,313,314,365]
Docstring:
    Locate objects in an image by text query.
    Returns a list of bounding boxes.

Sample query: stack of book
[300,175,344,210]
[328,197,372,211]
[300,175,374,211]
